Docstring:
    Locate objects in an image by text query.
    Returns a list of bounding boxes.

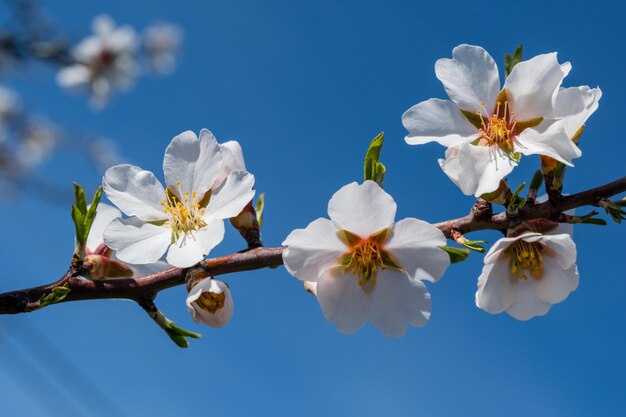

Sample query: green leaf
[460,239,487,253]
[572,210,607,226]
[364,132,386,186]
[71,205,85,243]
[83,185,103,238]
[529,170,544,194]
[504,44,523,77]
[38,284,71,307]
[439,246,470,263]
[507,182,527,214]
[255,192,265,229]
[73,182,87,215]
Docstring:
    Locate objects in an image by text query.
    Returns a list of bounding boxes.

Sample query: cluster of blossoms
[79,44,600,342]
[57,15,182,108]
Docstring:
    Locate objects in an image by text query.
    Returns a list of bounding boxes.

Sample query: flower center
[195,291,226,314]
[160,181,207,242]
[337,228,402,293]
[477,100,517,144]
[507,240,544,280]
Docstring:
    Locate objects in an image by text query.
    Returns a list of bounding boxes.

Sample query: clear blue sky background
[1,1,625,416]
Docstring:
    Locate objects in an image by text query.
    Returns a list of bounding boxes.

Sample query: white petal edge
[103,217,171,264]
[103,164,167,221]
[402,98,480,147]
[369,270,431,338]
[203,170,255,221]
[316,270,371,334]
[282,218,346,283]
[385,218,449,282]
[86,203,122,252]
[163,129,223,200]
[327,181,396,237]
[515,120,581,166]
[435,44,501,112]
[165,220,225,268]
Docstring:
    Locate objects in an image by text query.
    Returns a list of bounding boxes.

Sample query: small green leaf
[529,170,544,194]
[38,284,71,307]
[507,182,527,214]
[255,193,265,229]
[460,239,487,253]
[504,44,523,77]
[364,132,386,186]
[73,182,87,215]
[439,246,470,263]
[71,205,85,242]
[83,185,103,237]
[571,210,607,226]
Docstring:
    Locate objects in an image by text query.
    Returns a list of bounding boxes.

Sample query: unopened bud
[186,278,234,328]
[230,201,262,248]
[82,254,133,280]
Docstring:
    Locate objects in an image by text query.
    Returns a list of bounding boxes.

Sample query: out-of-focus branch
[0,175,625,315]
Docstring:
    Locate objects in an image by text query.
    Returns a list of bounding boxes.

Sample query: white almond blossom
[102,129,255,268]
[475,223,578,320]
[143,23,183,74]
[186,278,234,327]
[402,44,597,197]
[282,181,450,338]
[57,15,138,108]
[82,203,169,279]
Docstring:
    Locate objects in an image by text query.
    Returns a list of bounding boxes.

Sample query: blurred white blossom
[143,23,182,74]
[57,15,138,108]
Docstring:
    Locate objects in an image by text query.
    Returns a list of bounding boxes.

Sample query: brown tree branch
[1,175,625,315]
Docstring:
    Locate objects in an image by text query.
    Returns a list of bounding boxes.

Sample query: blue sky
[1,0,625,416]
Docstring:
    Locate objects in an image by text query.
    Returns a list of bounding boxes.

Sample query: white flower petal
[165,220,225,268]
[435,44,500,112]
[163,129,222,199]
[505,281,552,321]
[327,181,396,236]
[402,98,479,147]
[475,259,517,314]
[127,260,171,277]
[103,164,167,221]
[316,270,371,334]
[532,258,578,304]
[515,120,581,166]
[203,171,255,221]
[540,233,577,269]
[186,278,234,327]
[504,53,567,120]
[86,203,121,252]
[282,218,346,283]
[385,218,449,282]
[369,270,431,338]
[440,142,516,197]
[57,65,92,89]
[215,140,247,187]
[103,217,171,264]
[553,86,602,138]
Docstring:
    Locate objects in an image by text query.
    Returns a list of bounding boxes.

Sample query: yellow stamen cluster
[196,291,226,314]
[160,181,206,241]
[507,240,544,280]
[343,239,384,289]
[338,228,402,293]
[477,101,518,144]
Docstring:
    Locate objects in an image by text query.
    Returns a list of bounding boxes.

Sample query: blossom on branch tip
[56,15,138,108]
[402,44,598,197]
[102,129,255,268]
[475,224,578,320]
[186,278,234,327]
[282,181,450,338]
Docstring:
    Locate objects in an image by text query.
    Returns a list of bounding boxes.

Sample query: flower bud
[82,254,133,280]
[186,278,234,328]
